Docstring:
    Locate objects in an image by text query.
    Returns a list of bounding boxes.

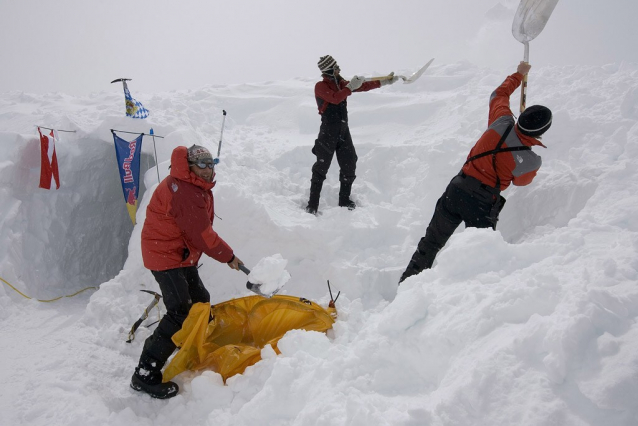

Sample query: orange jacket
[461,72,544,191]
[141,146,233,271]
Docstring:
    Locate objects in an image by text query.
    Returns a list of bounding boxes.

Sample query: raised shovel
[364,58,435,84]
[512,0,560,112]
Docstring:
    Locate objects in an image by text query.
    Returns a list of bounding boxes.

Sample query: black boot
[131,364,179,399]
[338,197,356,210]
[131,340,179,399]
[338,180,356,210]
[306,179,323,215]
[398,249,436,284]
[399,261,422,284]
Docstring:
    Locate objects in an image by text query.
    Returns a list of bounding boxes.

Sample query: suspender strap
[464,144,531,164]
[463,124,530,189]
[492,124,512,189]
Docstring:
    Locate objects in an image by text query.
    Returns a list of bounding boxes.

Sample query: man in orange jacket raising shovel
[400,62,552,283]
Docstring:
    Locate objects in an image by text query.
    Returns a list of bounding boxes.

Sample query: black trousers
[138,266,210,371]
[310,120,357,186]
[402,174,504,278]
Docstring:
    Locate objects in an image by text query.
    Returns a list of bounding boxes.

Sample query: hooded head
[517,105,552,138]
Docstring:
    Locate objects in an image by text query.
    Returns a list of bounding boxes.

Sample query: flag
[123,81,149,119]
[38,127,60,190]
[112,132,143,224]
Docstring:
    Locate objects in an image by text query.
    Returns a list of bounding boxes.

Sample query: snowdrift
[1,62,638,425]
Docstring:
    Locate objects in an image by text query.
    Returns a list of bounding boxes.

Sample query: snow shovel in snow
[364,58,435,84]
[238,264,280,298]
[512,0,560,112]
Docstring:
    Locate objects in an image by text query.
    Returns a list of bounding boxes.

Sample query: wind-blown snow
[1,60,638,425]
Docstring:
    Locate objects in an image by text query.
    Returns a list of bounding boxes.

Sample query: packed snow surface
[1,60,638,426]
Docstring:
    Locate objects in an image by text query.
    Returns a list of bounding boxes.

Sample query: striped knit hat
[318,55,338,74]
[187,144,213,163]
[517,105,552,138]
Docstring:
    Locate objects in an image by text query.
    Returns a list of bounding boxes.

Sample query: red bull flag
[112,131,143,224]
[37,127,61,190]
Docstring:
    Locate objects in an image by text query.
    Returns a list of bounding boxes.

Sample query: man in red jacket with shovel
[305,55,399,215]
[400,62,552,283]
[131,144,243,399]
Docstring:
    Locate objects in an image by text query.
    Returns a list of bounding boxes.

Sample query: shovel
[365,58,435,85]
[238,264,280,298]
[512,0,560,112]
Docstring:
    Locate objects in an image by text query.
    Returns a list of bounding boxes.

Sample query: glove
[380,72,400,86]
[346,75,365,92]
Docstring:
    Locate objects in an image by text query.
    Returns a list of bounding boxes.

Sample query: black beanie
[517,105,552,138]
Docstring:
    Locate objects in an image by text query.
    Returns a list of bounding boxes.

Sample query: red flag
[38,127,60,190]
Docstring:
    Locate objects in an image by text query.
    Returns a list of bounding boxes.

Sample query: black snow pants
[400,172,506,282]
[137,266,210,371]
[309,120,357,201]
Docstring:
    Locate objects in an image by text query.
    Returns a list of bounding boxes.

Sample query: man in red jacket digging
[131,144,243,399]
[400,62,552,283]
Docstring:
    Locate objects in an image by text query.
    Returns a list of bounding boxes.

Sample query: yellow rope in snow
[0,275,97,303]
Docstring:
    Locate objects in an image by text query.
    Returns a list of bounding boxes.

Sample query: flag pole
[149,128,161,185]
[35,125,76,133]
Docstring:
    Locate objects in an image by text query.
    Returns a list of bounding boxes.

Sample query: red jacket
[315,75,381,122]
[461,72,544,191]
[141,146,233,271]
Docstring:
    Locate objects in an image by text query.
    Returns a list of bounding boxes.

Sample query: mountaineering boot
[399,261,422,284]
[338,179,356,210]
[305,203,318,215]
[398,248,436,284]
[306,179,323,215]
[130,366,179,399]
[338,197,356,210]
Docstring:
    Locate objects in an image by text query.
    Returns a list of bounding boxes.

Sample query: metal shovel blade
[364,58,434,85]
[239,264,279,298]
[512,0,560,43]
[402,58,435,84]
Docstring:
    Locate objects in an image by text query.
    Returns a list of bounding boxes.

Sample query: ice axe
[365,58,435,85]
[126,290,162,343]
[512,0,560,112]
[214,110,227,165]
[238,264,279,298]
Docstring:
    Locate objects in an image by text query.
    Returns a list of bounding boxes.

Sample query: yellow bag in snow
[163,295,336,382]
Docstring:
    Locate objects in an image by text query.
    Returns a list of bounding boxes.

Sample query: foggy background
[1,0,636,96]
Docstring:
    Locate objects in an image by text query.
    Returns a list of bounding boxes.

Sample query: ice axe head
[140,289,161,300]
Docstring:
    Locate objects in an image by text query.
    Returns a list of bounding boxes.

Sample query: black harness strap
[463,124,530,189]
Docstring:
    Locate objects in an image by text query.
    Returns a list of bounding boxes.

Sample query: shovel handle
[364,75,395,82]
[520,73,528,113]
[238,264,261,293]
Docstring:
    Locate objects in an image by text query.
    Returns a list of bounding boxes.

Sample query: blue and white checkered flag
[123,81,149,119]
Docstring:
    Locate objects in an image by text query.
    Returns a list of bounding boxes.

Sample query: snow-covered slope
[1,61,638,425]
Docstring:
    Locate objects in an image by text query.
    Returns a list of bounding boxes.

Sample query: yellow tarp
[164,295,337,382]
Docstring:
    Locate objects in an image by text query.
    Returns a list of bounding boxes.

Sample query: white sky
[1,0,637,96]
